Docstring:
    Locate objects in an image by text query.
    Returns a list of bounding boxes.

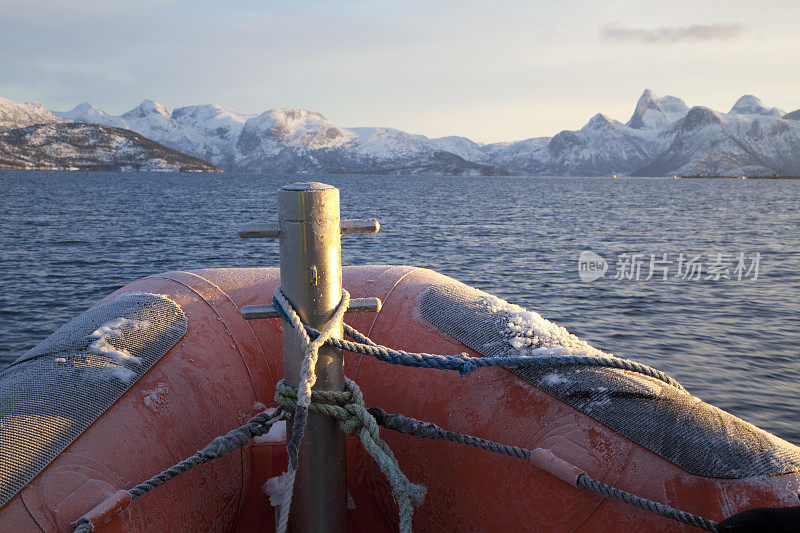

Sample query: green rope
[275,378,426,533]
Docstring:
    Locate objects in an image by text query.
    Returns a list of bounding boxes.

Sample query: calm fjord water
[1,171,798,442]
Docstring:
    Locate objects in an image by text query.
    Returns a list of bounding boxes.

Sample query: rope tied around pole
[272,286,351,533]
[273,286,351,471]
[273,287,425,533]
[275,379,426,533]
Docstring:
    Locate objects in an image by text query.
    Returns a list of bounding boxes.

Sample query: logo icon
[578,251,608,282]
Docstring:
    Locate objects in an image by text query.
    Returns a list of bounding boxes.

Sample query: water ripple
[0,171,798,442]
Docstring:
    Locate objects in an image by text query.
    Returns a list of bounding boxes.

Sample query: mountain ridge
[0,122,220,172]
[2,90,798,175]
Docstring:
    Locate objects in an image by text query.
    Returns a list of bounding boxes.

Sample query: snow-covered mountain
[430,136,489,163]
[344,127,498,173]
[485,114,653,176]
[0,122,219,172]
[55,100,507,174]
[53,102,129,129]
[119,99,189,153]
[728,95,784,117]
[0,96,66,131]
[635,106,800,176]
[173,104,254,168]
[234,109,358,172]
[486,90,799,176]
[33,90,800,176]
[55,100,255,168]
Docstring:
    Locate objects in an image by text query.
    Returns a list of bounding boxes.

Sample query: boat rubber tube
[1,265,799,532]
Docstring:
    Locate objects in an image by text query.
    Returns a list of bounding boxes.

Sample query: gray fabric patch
[419,281,800,479]
[0,293,186,508]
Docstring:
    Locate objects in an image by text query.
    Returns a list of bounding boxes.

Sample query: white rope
[273,286,350,533]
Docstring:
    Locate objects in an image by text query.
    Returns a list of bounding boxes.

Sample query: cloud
[601,24,744,44]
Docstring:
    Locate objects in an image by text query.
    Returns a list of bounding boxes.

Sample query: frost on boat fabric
[419,281,800,479]
[0,293,186,508]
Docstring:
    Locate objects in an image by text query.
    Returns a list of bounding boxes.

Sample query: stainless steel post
[278,182,347,533]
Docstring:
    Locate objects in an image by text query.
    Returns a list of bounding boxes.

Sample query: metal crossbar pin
[238,222,280,239]
[339,219,380,235]
[238,218,379,239]
[241,297,382,320]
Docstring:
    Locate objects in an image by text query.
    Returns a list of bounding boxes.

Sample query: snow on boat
[1,183,799,532]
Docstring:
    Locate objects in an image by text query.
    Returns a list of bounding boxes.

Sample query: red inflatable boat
[1,264,800,532]
[2,181,799,532]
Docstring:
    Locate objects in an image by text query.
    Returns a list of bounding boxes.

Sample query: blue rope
[271,297,685,391]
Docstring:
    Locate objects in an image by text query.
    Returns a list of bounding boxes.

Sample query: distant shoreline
[0,165,221,173]
[1,168,798,179]
[679,174,799,179]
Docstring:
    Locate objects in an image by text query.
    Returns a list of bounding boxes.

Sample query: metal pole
[278,182,347,533]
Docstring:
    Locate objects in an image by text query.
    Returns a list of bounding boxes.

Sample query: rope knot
[454,353,478,376]
[273,287,424,533]
[274,377,425,533]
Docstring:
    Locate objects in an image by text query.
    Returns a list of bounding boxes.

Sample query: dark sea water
[1,171,798,443]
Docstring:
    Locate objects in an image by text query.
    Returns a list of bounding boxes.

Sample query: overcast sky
[1,0,798,143]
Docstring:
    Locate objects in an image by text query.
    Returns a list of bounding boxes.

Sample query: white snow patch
[262,471,292,507]
[89,318,149,363]
[87,317,150,382]
[585,399,612,412]
[483,294,609,358]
